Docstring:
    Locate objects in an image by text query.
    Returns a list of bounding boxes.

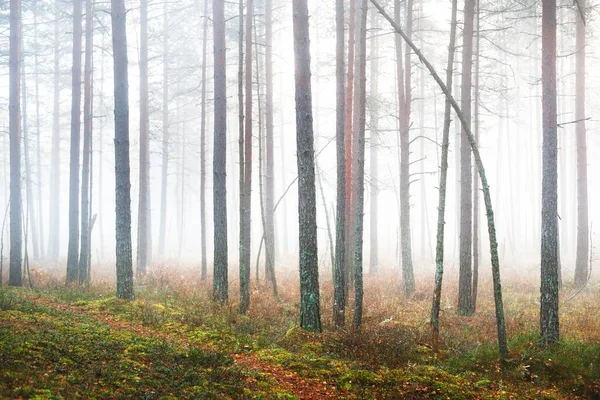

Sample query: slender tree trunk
[237,0,245,301]
[431,0,457,353]
[9,0,23,287]
[66,0,83,284]
[573,0,588,288]
[213,0,229,303]
[540,0,559,346]
[33,0,44,258]
[199,0,209,281]
[111,0,134,300]
[79,0,93,285]
[158,0,169,258]
[471,0,480,311]
[293,0,321,333]
[333,0,347,329]
[369,6,379,275]
[98,33,105,259]
[137,0,151,277]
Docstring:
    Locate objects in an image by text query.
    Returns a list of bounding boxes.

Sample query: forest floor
[1,269,599,399]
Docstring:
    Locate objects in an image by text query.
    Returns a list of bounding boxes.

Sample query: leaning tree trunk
[540,0,559,346]
[573,0,588,288]
[66,0,83,284]
[293,0,322,333]
[199,0,209,281]
[212,0,229,304]
[111,0,134,300]
[9,0,23,287]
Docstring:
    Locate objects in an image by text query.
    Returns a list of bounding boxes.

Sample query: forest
[1,0,600,398]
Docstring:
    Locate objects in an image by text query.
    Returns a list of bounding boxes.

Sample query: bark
[48,0,60,260]
[79,0,93,285]
[573,0,588,288]
[293,0,322,333]
[471,0,480,311]
[369,6,378,275]
[352,0,368,333]
[9,0,23,287]
[158,0,169,258]
[111,0,134,300]
[458,0,475,316]
[237,0,245,302]
[200,0,209,281]
[370,0,508,360]
[137,0,151,278]
[431,0,457,353]
[540,0,559,346]
[213,0,229,304]
[66,0,83,284]
[333,0,347,329]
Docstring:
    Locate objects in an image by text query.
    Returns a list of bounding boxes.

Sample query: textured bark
[352,0,368,332]
[66,0,83,284]
[213,0,229,304]
[199,0,209,281]
[158,0,169,258]
[333,0,347,329]
[471,0,480,311]
[137,0,151,278]
[369,7,379,276]
[48,0,60,260]
[237,0,245,303]
[293,0,322,333]
[458,0,475,316]
[79,0,93,285]
[111,0,134,300]
[573,0,588,288]
[540,0,559,346]
[9,0,23,287]
[431,0,457,353]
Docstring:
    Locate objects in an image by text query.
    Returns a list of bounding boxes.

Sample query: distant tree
[111,0,134,300]
[540,0,559,346]
[9,0,23,287]
[212,0,229,304]
[66,0,83,284]
[158,0,169,258]
[369,6,379,276]
[199,0,209,282]
[293,0,321,333]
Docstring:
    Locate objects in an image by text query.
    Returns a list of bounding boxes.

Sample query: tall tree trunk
[471,0,480,312]
[237,0,245,301]
[137,0,151,278]
[158,0,169,258]
[540,0,559,346]
[431,0,458,352]
[9,0,23,287]
[458,0,475,316]
[33,0,44,258]
[293,0,321,333]
[111,0,134,300]
[265,0,277,296]
[199,0,209,281]
[573,0,588,288]
[79,0,93,285]
[213,0,229,304]
[352,0,368,332]
[66,0,83,284]
[333,0,347,329]
[369,6,378,275]
[48,0,61,260]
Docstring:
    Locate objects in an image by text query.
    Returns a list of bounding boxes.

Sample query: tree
[369,6,379,275]
[199,0,209,281]
[137,0,151,278]
[111,0,134,300]
[78,0,94,285]
[213,0,229,304]
[458,0,475,316]
[158,0,169,258]
[293,0,321,333]
[540,0,559,346]
[333,0,347,329]
[9,0,23,287]
[66,0,83,284]
[573,0,588,288]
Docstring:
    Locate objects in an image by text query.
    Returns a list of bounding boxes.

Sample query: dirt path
[30,296,348,400]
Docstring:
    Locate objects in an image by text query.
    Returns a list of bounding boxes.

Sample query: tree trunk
[471,0,480,312]
[540,0,559,346]
[48,0,60,261]
[431,0,457,353]
[33,0,44,259]
[199,0,209,281]
[66,0,83,284]
[212,0,229,304]
[79,0,93,285]
[9,0,23,287]
[158,0,169,258]
[111,0,134,300]
[573,0,588,288]
[333,0,347,329]
[137,0,151,278]
[458,0,475,316]
[293,0,321,333]
[237,0,245,301]
[369,6,379,275]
